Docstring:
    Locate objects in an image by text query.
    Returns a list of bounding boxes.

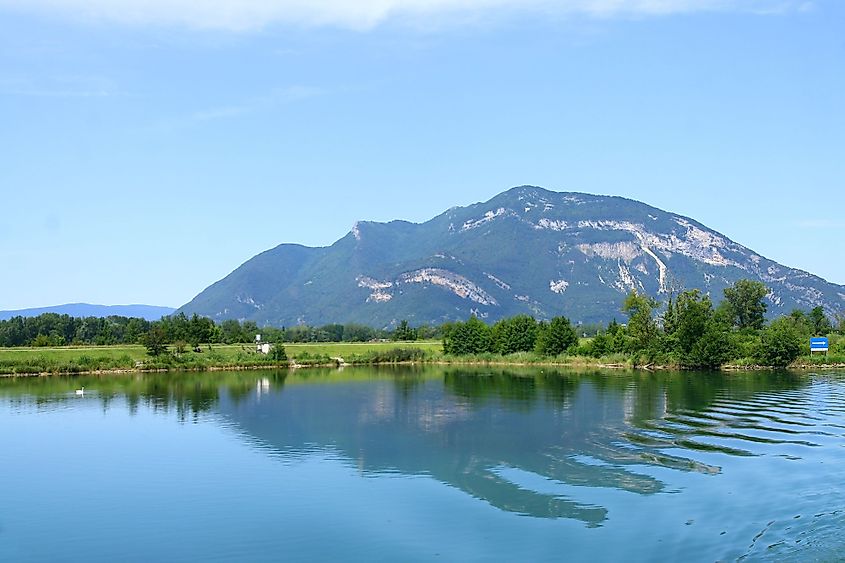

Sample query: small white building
[255,334,267,354]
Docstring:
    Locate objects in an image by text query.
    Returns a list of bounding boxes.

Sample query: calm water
[2,367,845,562]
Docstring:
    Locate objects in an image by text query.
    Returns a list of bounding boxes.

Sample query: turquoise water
[2,367,845,561]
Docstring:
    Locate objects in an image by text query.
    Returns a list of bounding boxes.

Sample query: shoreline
[3,358,845,378]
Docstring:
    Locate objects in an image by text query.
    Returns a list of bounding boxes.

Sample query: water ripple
[619,378,845,489]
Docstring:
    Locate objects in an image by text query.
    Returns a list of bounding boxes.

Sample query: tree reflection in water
[0,367,808,527]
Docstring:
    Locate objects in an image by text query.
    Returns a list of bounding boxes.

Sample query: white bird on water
[75,387,84,396]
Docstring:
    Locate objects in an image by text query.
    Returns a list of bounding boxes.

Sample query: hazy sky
[1,0,843,309]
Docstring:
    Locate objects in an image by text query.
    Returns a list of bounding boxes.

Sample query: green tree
[584,332,610,358]
[535,316,578,357]
[125,317,150,344]
[163,312,190,343]
[242,321,260,342]
[284,325,311,343]
[687,318,736,368]
[142,326,168,357]
[270,343,288,361]
[32,334,51,347]
[785,309,813,342]
[442,316,494,355]
[667,290,713,360]
[188,314,214,349]
[392,320,417,342]
[756,317,802,367]
[415,324,441,340]
[210,325,224,344]
[492,315,538,354]
[809,306,833,336]
[835,312,845,335]
[623,291,659,353]
[220,319,243,344]
[605,320,628,353]
[343,323,376,342]
[723,279,768,330]
[320,324,345,342]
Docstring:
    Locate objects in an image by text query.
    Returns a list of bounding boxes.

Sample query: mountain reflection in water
[0,367,815,531]
[7,367,845,561]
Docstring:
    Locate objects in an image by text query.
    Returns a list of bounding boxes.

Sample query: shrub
[730,330,759,360]
[756,318,802,367]
[270,344,288,361]
[686,321,735,368]
[116,354,133,368]
[32,334,52,347]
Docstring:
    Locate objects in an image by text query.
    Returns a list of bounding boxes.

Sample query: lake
[2,367,845,561]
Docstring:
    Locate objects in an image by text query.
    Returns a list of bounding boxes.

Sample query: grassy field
[0,341,443,375]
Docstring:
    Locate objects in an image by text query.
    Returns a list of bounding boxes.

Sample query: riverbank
[2,342,844,377]
[0,342,437,376]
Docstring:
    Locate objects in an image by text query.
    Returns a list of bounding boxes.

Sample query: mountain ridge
[0,304,176,322]
[178,186,845,327]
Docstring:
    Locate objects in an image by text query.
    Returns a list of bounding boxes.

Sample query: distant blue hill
[0,304,176,321]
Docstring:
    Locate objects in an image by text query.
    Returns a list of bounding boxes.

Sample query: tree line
[0,314,153,348]
[0,312,433,349]
[442,280,844,368]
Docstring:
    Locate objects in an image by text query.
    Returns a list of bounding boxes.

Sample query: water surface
[2,367,845,561]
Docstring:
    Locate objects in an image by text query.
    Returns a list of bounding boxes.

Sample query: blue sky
[1,0,843,309]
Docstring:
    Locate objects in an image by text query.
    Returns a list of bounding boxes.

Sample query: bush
[392,320,417,342]
[730,330,759,360]
[292,352,332,365]
[270,344,288,361]
[32,334,52,347]
[583,334,607,358]
[116,354,133,367]
[756,318,802,367]
[830,334,845,355]
[686,321,735,368]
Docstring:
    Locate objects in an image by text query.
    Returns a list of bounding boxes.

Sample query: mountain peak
[178,187,845,327]
[491,185,583,206]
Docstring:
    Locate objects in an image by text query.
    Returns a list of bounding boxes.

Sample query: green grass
[0,345,149,362]
[285,340,441,357]
[3,339,843,376]
[790,353,845,367]
[0,341,443,375]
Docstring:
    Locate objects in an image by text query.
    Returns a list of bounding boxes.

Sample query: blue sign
[810,338,829,352]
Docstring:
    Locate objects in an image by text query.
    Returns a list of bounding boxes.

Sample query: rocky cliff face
[177,186,845,327]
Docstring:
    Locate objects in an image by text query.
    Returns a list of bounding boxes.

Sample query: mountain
[177,186,845,327]
[0,304,176,321]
